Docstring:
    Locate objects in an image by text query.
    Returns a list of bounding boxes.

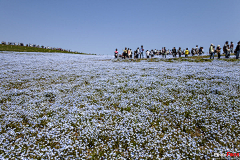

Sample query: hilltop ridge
[0,41,94,55]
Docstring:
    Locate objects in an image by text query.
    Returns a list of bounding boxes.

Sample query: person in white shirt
[146,50,150,58]
[137,47,140,58]
[154,49,157,55]
[150,50,154,58]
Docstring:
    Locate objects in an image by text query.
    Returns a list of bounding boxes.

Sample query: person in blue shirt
[140,45,144,58]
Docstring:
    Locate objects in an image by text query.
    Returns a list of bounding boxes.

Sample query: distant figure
[185,48,189,57]
[154,49,157,55]
[195,45,199,55]
[114,49,118,58]
[135,49,138,59]
[146,50,150,58]
[140,45,144,58]
[123,47,127,59]
[162,47,166,58]
[134,50,137,59]
[128,48,131,58]
[191,48,195,56]
[150,49,154,58]
[166,49,169,55]
[199,47,203,55]
[209,44,214,59]
[223,41,229,58]
[178,47,182,57]
[230,41,234,53]
[227,45,230,58]
[137,47,140,58]
[172,47,177,57]
[130,49,133,59]
[216,45,221,59]
[235,41,240,59]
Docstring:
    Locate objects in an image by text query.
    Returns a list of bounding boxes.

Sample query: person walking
[191,48,195,56]
[134,50,137,59]
[130,49,133,59]
[196,45,199,56]
[137,47,141,58]
[140,45,144,58]
[185,48,189,57]
[166,49,169,55]
[212,46,216,59]
[154,49,157,55]
[114,49,118,58]
[172,47,177,57]
[162,47,166,58]
[230,41,234,54]
[178,47,182,57]
[146,50,150,58]
[127,48,131,58]
[223,41,229,58]
[150,49,154,58]
[235,41,240,59]
[199,47,203,55]
[123,47,127,59]
[209,44,214,59]
[216,45,221,59]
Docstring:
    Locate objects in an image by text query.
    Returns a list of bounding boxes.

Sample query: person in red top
[114,49,118,58]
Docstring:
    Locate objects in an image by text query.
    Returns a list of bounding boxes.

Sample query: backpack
[223,45,226,52]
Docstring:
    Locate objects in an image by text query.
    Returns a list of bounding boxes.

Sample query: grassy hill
[0,44,92,55]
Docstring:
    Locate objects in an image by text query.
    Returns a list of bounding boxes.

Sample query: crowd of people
[114,45,204,59]
[114,41,240,59]
[209,41,240,59]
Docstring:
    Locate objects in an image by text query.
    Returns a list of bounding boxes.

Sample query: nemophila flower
[0,52,239,158]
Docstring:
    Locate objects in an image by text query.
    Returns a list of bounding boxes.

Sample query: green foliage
[0,44,90,54]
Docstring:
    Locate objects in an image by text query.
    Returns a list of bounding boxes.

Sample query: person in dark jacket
[236,41,240,59]
[191,48,195,56]
[114,49,118,58]
[230,41,234,54]
[223,41,229,58]
[177,47,182,57]
[199,47,203,55]
[172,47,177,57]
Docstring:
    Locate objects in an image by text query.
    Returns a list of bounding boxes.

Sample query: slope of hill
[0,44,91,54]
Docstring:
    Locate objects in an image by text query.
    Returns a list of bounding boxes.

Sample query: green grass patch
[0,44,92,55]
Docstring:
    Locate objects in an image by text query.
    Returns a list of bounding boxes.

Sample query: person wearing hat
[216,45,221,59]
[209,44,214,59]
[236,41,240,59]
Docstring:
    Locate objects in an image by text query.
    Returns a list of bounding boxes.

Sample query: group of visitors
[114,46,145,59]
[114,45,204,59]
[209,41,240,59]
[172,45,204,58]
[114,41,240,59]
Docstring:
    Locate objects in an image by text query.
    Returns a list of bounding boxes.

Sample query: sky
[0,0,239,55]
